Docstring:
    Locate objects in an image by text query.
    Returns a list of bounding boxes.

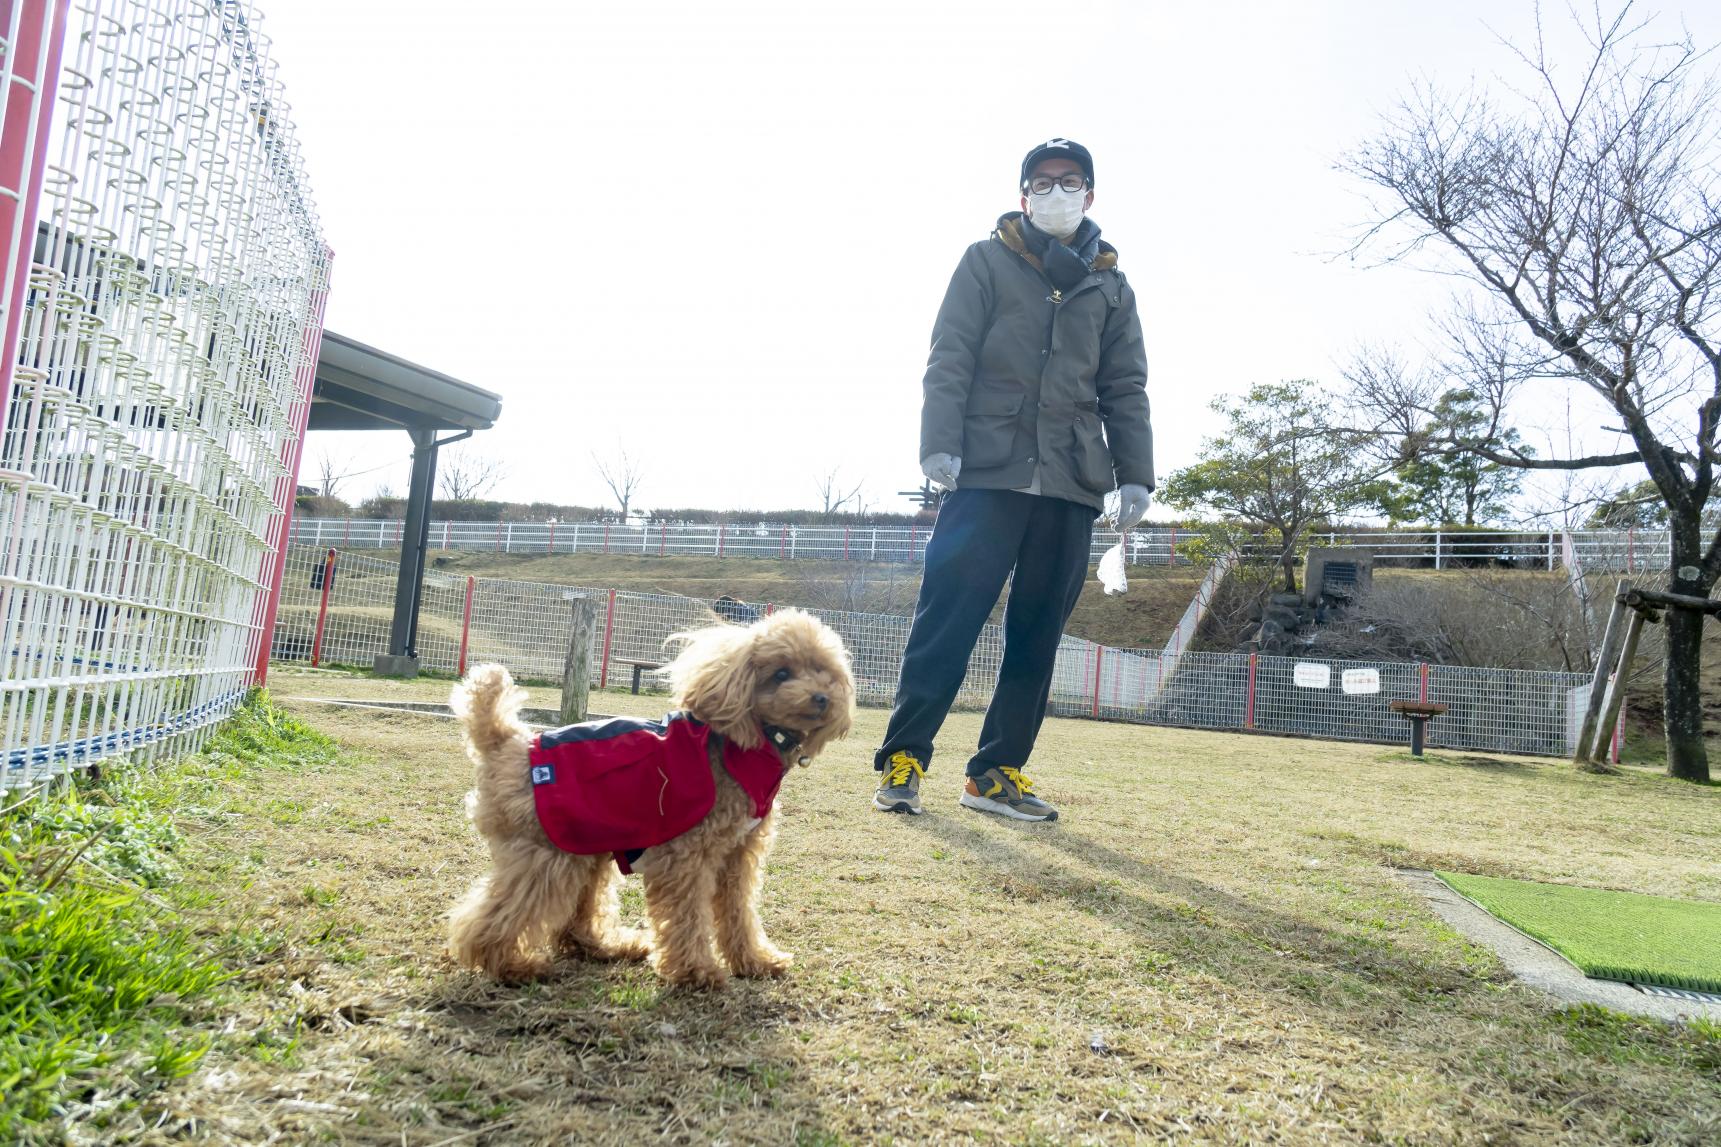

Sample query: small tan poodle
[448,608,854,988]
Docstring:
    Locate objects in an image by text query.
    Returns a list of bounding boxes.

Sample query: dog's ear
[667,626,761,748]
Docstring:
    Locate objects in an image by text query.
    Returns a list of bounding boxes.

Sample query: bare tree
[313,449,351,499]
[1341,3,1721,781]
[593,444,646,519]
[437,447,507,501]
[815,468,867,515]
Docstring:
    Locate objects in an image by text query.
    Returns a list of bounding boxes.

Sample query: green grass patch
[1437,871,1721,992]
[0,689,340,1140]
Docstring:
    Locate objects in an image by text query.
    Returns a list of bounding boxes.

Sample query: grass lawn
[37,666,1721,1143]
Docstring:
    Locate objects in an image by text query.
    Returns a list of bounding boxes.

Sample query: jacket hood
[994,212,1119,273]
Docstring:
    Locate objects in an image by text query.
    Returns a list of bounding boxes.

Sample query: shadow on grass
[353,949,839,1143]
[899,811,1484,1020]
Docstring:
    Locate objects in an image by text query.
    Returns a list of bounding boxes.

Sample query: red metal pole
[1610,709,1623,764]
[309,548,338,667]
[1091,646,1103,717]
[1244,652,1258,729]
[1419,662,1430,703]
[0,0,69,429]
[598,588,617,688]
[1169,525,1178,565]
[765,602,775,615]
[457,575,476,676]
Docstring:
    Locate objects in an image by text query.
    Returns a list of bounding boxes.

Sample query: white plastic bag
[1098,542,1128,596]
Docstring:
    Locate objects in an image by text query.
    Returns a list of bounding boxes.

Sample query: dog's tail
[451,663,529,758]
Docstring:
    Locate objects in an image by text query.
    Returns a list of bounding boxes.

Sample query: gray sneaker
[873,751,925,815]
[960,767,1059,822]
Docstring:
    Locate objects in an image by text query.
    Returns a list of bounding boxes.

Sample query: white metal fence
[288,516,1678,574]
[0,1,328,789]
[274,545,1594,758]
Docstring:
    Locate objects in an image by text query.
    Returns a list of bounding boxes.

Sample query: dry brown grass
[124,666,1721,1144]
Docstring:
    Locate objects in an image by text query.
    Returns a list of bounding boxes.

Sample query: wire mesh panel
[270,545,1594,758]
[0,0,327,789]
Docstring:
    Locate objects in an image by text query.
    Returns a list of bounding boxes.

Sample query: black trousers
[874,489,1096,778]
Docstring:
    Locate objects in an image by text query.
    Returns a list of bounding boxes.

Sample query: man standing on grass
[872,138,1153,822]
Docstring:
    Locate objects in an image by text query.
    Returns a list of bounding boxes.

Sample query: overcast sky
[265,0,1719,520]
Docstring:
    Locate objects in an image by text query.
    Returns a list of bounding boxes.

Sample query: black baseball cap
[1020,138,1094,188]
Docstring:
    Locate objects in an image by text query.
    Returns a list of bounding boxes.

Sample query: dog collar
[762,724,810,766]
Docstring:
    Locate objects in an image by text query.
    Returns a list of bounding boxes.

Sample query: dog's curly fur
[447,608,854,988]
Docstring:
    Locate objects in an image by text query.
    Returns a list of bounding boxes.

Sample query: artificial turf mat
[1436,871,1721,993]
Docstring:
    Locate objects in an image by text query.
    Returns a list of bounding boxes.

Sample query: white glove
[1116,484,1151,530]
[922,453,961,491]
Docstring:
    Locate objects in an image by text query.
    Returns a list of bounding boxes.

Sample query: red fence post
[457,575,477,676]
[343,518,351,544]
[1419,662,1430,703]
[547,520,556,553]
[309,549,338,667]
[604,522,611,554]
[1244,652,1258,729]
[1091,646,1104,717]
[598,588,617,688]
[780,525,787,559]
[718,523,726,558]
[1610,709,1624,764]
[659,521,667,556]
[1168,525,1178,565]
[765,602,775,615]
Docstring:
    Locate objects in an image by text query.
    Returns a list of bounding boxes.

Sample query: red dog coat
[529,711,785,871]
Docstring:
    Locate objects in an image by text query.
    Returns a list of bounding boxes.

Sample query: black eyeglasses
[1026,174,1089,195]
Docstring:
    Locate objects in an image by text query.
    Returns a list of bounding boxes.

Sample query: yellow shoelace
[885,752,924,787]
[1000,766,1036,795]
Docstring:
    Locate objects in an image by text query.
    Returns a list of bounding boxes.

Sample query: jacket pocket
[1071,412,1114,493]
[960,385,1025,469]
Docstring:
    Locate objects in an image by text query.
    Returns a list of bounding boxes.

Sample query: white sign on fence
[1293,662,1331,689]
[1342,667,1381,695]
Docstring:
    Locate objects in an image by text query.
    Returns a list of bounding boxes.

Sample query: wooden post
[561,596,598,725]
[1592,607,1646,765]
[1575,581,1630,763]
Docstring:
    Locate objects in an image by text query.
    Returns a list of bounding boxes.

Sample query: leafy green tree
[1159,381,1392,593]
[1379,390,1527,526]
[1586,480,1671,529]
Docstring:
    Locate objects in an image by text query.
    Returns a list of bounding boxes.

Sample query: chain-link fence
[274,545,1594,758]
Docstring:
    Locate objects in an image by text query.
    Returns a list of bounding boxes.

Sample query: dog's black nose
[812,693,828,709]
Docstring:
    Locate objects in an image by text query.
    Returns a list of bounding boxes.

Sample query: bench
[623,660,662,695]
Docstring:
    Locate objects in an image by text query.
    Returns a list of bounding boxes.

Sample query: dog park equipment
[1573,582,1721,767]
[1389,700,1448,756]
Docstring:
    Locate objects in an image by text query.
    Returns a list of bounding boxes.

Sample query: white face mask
[1028,187,1085,240]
